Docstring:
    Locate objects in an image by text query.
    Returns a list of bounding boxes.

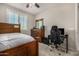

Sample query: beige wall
[76,5,79,51]
[35,4,76,50]
[0,4,35,35]
[0,4,7,22]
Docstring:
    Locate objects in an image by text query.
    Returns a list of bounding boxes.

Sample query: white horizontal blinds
[19,15,28,30]
[7,9,19,24]
[7,8,28,31]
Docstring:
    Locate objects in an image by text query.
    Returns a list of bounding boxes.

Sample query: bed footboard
[0,40,38,56]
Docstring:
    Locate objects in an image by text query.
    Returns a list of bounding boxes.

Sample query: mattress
[0,33,35,51]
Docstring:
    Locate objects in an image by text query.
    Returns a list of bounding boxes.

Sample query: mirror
[35,19,43,29]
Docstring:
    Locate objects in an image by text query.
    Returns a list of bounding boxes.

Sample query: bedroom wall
[0,3,35,35]
[35,4,76,50]
[76,5,79,51]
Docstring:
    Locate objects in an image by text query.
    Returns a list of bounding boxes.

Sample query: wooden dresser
[31,28,45,42]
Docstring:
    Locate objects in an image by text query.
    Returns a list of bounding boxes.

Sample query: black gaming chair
[48,26,64,49]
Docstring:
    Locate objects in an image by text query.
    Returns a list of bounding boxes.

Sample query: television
[58,28,64,35]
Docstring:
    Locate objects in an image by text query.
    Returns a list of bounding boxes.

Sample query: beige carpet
[39,43,79,56]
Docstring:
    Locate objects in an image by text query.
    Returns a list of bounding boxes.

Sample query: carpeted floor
[39,43,79,56]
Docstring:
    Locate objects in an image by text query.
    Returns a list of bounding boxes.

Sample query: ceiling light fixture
[26,3,40,8]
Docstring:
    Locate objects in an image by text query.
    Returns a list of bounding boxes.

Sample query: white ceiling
[6,3,55,15]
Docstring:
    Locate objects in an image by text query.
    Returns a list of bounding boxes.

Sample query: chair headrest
[51,26,58,30]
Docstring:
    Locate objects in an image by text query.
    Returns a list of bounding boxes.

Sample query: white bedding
[0,33,35,51]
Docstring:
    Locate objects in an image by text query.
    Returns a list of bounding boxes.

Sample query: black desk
[60,34,68,53]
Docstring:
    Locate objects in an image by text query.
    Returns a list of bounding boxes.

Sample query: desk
[60,34,68,53]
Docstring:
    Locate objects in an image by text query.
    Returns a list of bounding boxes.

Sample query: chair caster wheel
[50,49,52,51]
[58,53,61,55]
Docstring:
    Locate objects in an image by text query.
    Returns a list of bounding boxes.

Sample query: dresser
[31,28,45,42]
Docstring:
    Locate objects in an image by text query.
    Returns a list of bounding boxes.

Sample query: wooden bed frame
[0,23,38,56]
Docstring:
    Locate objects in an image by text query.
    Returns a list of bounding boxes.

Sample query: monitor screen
[58,28,64,35]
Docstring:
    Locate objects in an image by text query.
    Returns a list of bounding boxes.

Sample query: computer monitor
[58,28,64,35]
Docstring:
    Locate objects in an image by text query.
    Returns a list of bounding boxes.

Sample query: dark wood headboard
[0,23,20,33]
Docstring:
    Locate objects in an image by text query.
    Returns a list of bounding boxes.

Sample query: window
[7,9,28,30]
[7,9,19,24]
[19,15,28,30]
